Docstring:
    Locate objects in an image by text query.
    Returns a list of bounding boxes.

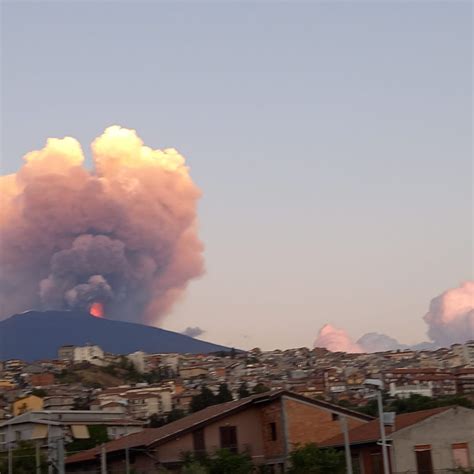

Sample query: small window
[415,445,433,474]
[452,443,470,469]
[331,413,339,421]
[219,426,238,453]
[269,422,277,441]
[193,428,206,453]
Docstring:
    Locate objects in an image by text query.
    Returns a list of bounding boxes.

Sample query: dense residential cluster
[0,340,473,472]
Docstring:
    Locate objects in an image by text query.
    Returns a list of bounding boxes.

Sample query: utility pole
[376,389,390,474]
[125,445,130,474]
[340,415,353,474]
[57,437,65,474]
[47,414,53,474]
[36,440,41,474]
[7,423,13,474]
[101,443,107,474]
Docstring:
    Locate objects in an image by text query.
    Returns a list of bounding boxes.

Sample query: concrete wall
[392,407,474,472]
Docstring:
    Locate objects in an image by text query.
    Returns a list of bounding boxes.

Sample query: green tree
[216,383,233,403]
[287,443,345,474]
[0,441,47,474]
[66,425,109,453]
[148,413,167,428]
[30,388,47,398]
[190,386,217,413]
[238,382,251,399]
[252,383,270,394]
[182,461,209,474]
[167,408,186,423]
[208,449,253,474]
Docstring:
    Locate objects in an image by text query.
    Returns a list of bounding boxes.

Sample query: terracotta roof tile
[322,406,456,447]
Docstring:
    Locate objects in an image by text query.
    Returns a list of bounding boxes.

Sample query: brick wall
[260,399,285,459]
[284,397,366,449]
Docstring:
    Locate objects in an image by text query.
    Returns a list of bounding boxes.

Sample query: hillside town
[0,340,473,472]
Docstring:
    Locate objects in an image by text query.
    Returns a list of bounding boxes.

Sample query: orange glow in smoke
[89,302,104,318]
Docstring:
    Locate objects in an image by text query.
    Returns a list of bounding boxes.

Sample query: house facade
[66,390,371,473]
[0,410,143,448]
[323,406,474,474]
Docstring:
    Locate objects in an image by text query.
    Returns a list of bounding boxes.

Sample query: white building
[0,410,143,448]
[73,344,105,366]
[127,351,147,373]
[452,341,474,367]
[389,381,433,398]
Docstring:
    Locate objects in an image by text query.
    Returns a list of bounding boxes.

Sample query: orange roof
[322,406,455,447]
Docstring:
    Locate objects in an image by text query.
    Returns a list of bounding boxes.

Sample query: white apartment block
[452,341,474,367]
[73,344,105,366]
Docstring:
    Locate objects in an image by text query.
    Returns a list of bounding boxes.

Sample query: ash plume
[0,126,204,324]
[314,281,474,353]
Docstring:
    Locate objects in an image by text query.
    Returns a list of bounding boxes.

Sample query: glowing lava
[89,302,104,318]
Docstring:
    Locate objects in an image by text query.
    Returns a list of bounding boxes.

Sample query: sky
[1,1,472,350]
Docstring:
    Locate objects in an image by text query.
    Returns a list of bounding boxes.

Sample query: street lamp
[364,379,390,474]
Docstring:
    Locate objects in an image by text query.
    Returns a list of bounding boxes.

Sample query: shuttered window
[415,445,433,474]
[219,426,238,453]
[452,443,470,469]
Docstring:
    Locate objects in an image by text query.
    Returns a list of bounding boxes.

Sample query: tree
[208,449,253,474]
[30,388,47,398]
[190,386,217,413]
[216,383,233,404]
[252,383,270,394]
[182,461,209,474]
[148,413,167,428]
[287,443,345,474]
[238,382,250,399]
[67,425,109,453]
[0,441,47,474]
[167,408,186,423]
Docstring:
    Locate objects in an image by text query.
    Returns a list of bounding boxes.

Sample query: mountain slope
[0,310,229,360]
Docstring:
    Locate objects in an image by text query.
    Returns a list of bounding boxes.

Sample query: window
[415,445,434,474]
[193,429,206,453]
[269,422,277,441]
[452,443,470,469]
[219,426,238,453]
[331,413,340,421]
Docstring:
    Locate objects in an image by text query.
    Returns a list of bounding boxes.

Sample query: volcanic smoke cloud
[0,126,204,324]
[314,281,474,353]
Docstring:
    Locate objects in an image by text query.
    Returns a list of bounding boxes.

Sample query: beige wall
[157,406,265,464]
[13,395,43,416]
[392,407,474,472]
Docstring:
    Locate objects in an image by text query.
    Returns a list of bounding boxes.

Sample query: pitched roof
[67,389,371,465]
[322,406,456,447]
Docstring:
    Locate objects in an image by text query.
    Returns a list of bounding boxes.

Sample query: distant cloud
[424,281,474,346]
[314,324,363,353]
[181,326,206,338]
[356,332,409,352]
[314,282,474,353]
